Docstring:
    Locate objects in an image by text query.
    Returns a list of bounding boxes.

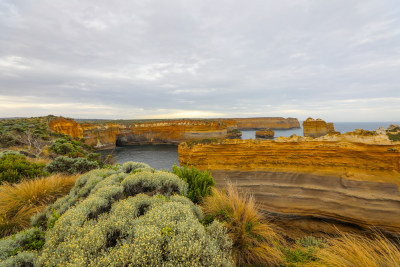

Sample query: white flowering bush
[120,161,153,173]
[122,171,188,197]
[1,161,233,266]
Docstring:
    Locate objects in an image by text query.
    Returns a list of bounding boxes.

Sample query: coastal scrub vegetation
[1,116,400,266]
[172,164,215,204]
[0,162,234,266]
[0,161,399,266]
[0,153,49,185]
[0,174,79,238]
[201,182,284,266]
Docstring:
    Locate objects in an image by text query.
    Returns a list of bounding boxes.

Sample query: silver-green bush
[122,171,188,197]
[0,227,44,266]
[6,161,233,266]
[38,195,233,266]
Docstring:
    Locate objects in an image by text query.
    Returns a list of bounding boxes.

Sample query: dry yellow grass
[25,156,51,165]
[0,174,79,237]
[201,182,284,266]
[318,231,400,267]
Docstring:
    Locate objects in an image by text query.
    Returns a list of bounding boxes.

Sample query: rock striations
[221,117,300,130]
[303,118,339,138]
[178,135,400,232]
[49,117,300,149]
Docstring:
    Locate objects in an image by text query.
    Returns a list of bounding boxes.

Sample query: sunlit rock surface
[255,128,274,138]
[179,136,400,232]
[49,117,300,149]
[303,118,339,138]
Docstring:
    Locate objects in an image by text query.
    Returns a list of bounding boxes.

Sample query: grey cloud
[0,0,399,121]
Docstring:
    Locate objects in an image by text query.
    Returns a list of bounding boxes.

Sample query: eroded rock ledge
[178,136,400,233]
[49,117,300,149]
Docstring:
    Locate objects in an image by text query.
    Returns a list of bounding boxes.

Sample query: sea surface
[102,121,400,170]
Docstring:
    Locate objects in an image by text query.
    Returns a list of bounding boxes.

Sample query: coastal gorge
[49,116,400,234]
[49,117,300,149]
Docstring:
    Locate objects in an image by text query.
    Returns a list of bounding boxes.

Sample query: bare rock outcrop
[255,128,274,138]
[303,118,340,137]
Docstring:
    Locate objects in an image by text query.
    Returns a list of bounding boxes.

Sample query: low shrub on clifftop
[172,164,215,204]
[0,162,234,266]
[45,156,99,175]
[0,154,49,185]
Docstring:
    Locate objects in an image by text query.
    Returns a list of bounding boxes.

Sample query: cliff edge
[178,136,400,232]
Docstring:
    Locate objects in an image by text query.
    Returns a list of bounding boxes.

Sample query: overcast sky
[1,0,399,121]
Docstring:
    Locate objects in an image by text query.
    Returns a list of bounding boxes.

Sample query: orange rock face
[48,118,83,139]
[303,118,339,137]
[117,120,228,146]
[178,137,400,232]
[49,117,301,149]
[50,118,229,149]
[223,117,300,130]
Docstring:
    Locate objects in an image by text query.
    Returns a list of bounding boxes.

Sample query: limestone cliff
[223,117,300,130]
[48,118,83,139]
[116,120,227,146]
[303,118,339,137]
[49,117,301,149]
[178,137,400,232]
[49,118,229,149]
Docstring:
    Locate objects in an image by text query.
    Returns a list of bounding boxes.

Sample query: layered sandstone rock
[116,120,227,146]
[255,128,274,138]
[49,117,230,149]
[48,118,83,139]
[49,117,301,149]
[303,118,339,137]
[223,117,300,130]
[178,137,400,232]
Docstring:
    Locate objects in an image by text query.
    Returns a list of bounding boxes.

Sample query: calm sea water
[101,145,179,170]
[103,121,400,169]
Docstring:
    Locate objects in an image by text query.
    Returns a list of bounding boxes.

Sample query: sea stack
[255,128,274,138]
[303,118,339,138]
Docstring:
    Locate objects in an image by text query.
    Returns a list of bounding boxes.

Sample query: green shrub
[172,164,215,203]
[281,236,325,265]
[49,138,91,158]
[0,227,44,266]
[0,251,37,267]
[30,162,233,266]
[45,156,99,174]
[121,171,188,197]
[387,133,400,141]
[0,154,49,184]
[0,133,21,148]
[120,161,153,173]
[38,195,232,266]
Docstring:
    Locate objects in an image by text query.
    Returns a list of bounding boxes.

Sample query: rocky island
[255,128,275,138]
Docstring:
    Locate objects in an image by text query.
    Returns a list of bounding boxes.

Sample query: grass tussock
[25,156,51,165]
[201,182,283,266]
[318,231,400,267]
[0,174,79,237]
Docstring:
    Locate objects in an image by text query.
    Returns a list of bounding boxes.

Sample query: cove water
[102,121,400,170]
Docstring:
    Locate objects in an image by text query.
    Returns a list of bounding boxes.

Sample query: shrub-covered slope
[0,162,233,266]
